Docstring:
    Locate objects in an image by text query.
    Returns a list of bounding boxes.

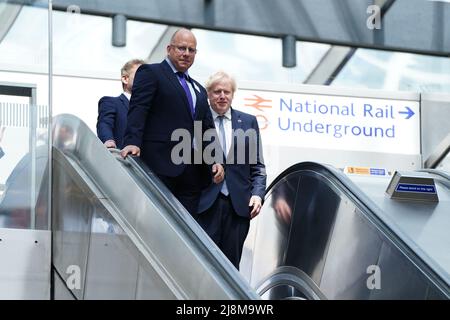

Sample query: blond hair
[121,59,145,77]
[205,71,237,94]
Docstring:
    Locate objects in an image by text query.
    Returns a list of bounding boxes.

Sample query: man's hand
[249,195,262,219]
[212,163,224,184]
[104,139,117,149]
[120,145,140,158]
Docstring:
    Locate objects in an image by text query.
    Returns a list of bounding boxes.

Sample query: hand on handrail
[108,148,130,165]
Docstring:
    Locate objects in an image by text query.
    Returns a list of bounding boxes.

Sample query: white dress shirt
[210,107,232,156]
[165,58,197,110]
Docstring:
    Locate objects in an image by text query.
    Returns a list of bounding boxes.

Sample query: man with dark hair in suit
[197,71,267,269]
[97,58,145,149]
[121,28,224,215]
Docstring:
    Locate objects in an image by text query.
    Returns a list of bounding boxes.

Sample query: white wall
[0,71,119,183]
[0,70,119,131]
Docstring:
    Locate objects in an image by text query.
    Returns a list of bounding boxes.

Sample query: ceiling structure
[13,0,448,57]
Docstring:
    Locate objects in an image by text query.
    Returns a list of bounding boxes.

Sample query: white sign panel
[233,89,420,155]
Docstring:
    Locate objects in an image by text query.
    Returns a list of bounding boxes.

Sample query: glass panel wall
[51,10,165,130]
[192,29,330,85]
[0,0,50,230]
[332,48,450,94]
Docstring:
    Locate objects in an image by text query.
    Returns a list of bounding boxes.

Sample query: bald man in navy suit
[97,59,144,149]
[121,29,224,215]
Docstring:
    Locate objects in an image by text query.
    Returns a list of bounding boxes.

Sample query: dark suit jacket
[96,93,129,149]
[123,60,214,180]
[198,108,267,218]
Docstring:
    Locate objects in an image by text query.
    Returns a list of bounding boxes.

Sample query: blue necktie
[177,72,195,117]
[218,115,229,196]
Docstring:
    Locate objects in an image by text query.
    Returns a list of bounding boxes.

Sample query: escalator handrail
[266,161,384,218]
[109,148,192,218]
[418,169,450,190]
[108,148,260,300]
[255,266,327,300]
[424,132,450,169]
[265,161,450,295]
[53,114,258,299]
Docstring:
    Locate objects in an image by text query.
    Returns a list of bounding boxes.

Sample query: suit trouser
[157,164,203,215]
[197,193,250,269]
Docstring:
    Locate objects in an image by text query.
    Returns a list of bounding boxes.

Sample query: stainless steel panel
[256,266,326,300]
[284,171,341,283]
[51,114,258,300]
[243,162,450,299]
[53,152,177,300]
[53,269,75,300]
[136,264,177,300]
[0,228,50,299]
[133,196,234,299]
[370,242,428,300]
[84,227,139,299]
[426,286,447,300]
[320,206,383,299]
[350,173,450,286]
[52,156,93,300]
[242,174,300,290]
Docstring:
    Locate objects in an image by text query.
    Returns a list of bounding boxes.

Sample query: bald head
[167,28,198,73]
[170,28,196,44]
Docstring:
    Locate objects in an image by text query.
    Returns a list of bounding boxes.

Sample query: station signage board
[233,89,420,155]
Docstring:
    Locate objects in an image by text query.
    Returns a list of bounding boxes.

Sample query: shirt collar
[165,57,190,79]
[210,107,232,121]
[123,92,131,100]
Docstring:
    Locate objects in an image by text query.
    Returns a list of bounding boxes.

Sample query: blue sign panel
[369,168,386,176]
[395,183,436,194]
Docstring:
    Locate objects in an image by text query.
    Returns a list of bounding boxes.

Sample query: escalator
[241,162,450,300]
[51,114,259,300]
[50,114,450,300]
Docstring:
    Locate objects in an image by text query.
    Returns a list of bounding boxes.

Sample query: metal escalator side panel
[52,150,177,299]
[284,171,341,283]
[243,162,450,299]
[52,114,258,300]
[117,156,258,299]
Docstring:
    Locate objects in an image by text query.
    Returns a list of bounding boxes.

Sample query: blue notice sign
[395,183,437,194]
[370,168,386,176]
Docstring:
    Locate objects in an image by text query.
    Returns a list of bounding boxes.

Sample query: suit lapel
[119,93,129,110]
[191,79,201,120]
[228,108,241,162]
[161,60,193,119]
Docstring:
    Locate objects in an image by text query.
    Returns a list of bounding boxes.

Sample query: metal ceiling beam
[0,2,23,43]
[8,0,450,56]
[146,26,178,63]
[303,46,355,85]
[303,0,395,85]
